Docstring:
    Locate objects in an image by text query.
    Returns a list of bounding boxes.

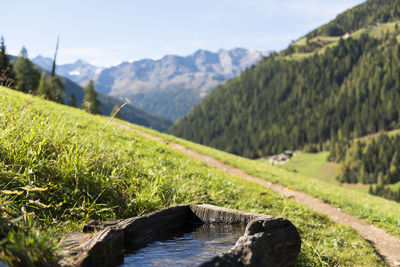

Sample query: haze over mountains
[34,48,268,121]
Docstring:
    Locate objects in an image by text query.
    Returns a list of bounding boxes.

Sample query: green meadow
[135,124,400,239]
[0,87,385,266]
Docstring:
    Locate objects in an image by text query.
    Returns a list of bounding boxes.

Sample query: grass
[283,52,315,61]
[389,181,400,191]
[292,37,307,46]
[131,124,400,240]
[265,152,370,194]
[357,128,400,141]
[0,86,385,266]
[284,20,400,61]
[271,152,337,183]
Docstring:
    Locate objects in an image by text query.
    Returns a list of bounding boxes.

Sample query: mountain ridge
[33,48,268,121]
[33,55,103,87]
[94,47,268,121]
[170,0,400,158]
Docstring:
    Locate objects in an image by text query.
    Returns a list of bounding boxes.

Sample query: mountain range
[34,48,268,121]
[27,56,171,131]
[170,0,400,158]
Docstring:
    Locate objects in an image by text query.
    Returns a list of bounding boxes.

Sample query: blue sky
[2,0,365,66]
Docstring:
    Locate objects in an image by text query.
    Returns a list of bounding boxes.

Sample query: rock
[58,228,124,267]
[189,204,273,225]
[115,205,190,248]
[200,218,301,267]
[58,204,301,267]
[83,220,121,233]
[58,232,92,266]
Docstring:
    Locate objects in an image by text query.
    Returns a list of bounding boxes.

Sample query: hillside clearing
[284,20,400,61]
[272,152,369,193]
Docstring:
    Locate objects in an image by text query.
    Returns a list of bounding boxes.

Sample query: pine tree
[389,151,400,183]
[82,80,100,114]
[14,47,40,93]
[0,36,8,70]
[51,36,59,78]
[68,93,77,107]
[46,37,65,103]
[0,36,15,87]
[36,71,64,103]
[37,71,51,97]
[0,36,12,74]
[49,76,65,103]
[111,105,123,119]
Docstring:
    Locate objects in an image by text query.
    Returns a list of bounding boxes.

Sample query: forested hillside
[308,0,400,38]
[170,0,400,158]
[329,132,400,202]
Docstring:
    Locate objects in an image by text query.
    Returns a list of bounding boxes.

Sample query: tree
[68,93,77,107]
[82,80,100,114]
[37,71,51,97]
[111,105,123,119]
[51,36,59,78]
[49,76,65,103]
[46,36,65,103]
[36,71,64,103]
[14,47,40,93]
[389,151,400,183]
[0,36,8,70]
[0,36,15,85]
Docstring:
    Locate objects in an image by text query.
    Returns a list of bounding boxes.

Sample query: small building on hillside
[269,154,290,165]
[269,150,299,165]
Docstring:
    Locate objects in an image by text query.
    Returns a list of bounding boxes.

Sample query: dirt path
[115,123,400,267]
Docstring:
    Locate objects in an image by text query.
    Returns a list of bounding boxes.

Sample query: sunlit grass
[284,20,400,61]
[0,86,385,266]
[273,152,336,183]
[133,123,400,239]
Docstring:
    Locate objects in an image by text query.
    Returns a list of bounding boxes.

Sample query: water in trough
[117,223,246,266]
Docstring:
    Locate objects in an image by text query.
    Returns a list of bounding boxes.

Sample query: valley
[2,0,400,266]
[34,48,268,122]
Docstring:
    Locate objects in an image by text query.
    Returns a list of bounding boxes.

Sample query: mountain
[170,0,400,158]
[93,48,269,121]
[18,56,172,131]
[33,55,103,87]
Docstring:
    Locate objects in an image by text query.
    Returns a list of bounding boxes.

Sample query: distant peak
[33,55,47,59]
[74,59,87,64]
[33,55,52,61]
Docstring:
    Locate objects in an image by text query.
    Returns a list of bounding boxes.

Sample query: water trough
[58,204,301,267]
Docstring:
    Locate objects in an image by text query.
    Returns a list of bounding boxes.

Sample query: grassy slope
[276,128,400,194]
[285,20,400,61]
[390,181,400,191]
[268,152,336,183]
[0,86,384,266]
[10,55,173,132]
[133,124,400,239]
[272,152,369,193]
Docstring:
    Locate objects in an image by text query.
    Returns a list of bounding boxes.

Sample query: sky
[2,0,366,67]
